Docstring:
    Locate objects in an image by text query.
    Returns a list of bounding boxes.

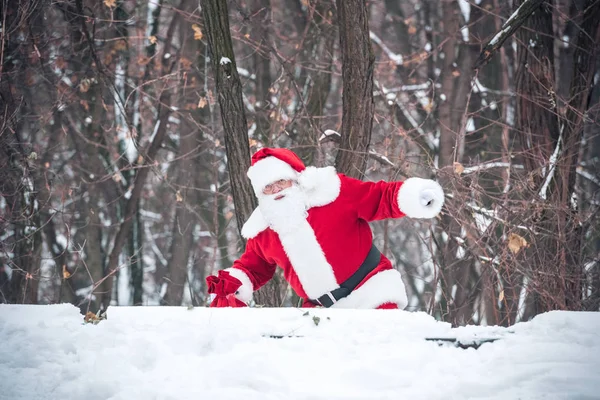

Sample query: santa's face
[258,183,308,234]
[262,179,293,200]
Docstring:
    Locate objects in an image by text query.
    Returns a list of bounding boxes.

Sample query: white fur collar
[241,166,341,239]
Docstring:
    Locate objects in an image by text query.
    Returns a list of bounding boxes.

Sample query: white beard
[258,184,309,235]
[257,183,339,298]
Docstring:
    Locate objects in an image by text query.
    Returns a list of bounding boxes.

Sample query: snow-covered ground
[1,305,599,400]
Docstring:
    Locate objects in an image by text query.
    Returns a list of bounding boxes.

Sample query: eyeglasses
[263,179,292,194]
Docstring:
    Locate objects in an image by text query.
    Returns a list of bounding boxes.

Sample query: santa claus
[206,147,444,309]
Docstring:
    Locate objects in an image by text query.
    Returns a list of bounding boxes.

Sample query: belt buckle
[317,291,337,307]
[326,292,337,305]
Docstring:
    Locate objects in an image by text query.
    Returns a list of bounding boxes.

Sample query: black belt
[310,245,381,308]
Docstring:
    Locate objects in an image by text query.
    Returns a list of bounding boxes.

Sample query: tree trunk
[515,1,560,183]
[202,0,257,231]
[334,0,375,179]
[162,206,195,306]
[100,88,173,310]
[0,0,47,304]
[556,0,600,309]
[249,0,273,144]
[288,0,336,167]
[162,8,210,306]
[514,0,599,312]
[436,0,474,326]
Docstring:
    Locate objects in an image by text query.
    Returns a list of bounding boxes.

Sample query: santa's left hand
[420,189,437,207]
[397,177,445,219]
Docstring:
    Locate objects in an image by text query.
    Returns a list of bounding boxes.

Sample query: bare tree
[334,0,375,179]
[202,0,257,231]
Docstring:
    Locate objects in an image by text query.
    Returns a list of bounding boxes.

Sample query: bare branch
[474,0,545,69]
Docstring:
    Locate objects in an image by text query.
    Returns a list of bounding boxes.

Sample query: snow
[1,305,599,400]
[318,129,341,141]
[462,161,519,174]
[220,57,232,65]
[474,211,493,233]
[74,284,95,301]
[114,60,137,164]
[465,117,475,132]
[458,0,470,42]
[368,149,395,167]
[507,103,515,126]
[369,32,403,65]
[458,0,470,22]
[461,26,469,42]
[576,166,600,186]
[539,125,563,200]
[118,256,131,305]
[149,119,160,144]
[145,1,159,41]
[489,26,511,46]
[237,67,256,80]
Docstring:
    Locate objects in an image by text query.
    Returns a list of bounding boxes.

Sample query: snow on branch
[466,203,531,233]
[539,126,563,200]
[319,129,341,143]
[577,166,600,187]
[373,82,431,97]
[143,222,168,268]
[461,161,524,175]
[472,78,513,97]
[373,79,436,151]
[237,67,256,80]
[369,31,403,65]
[474,0,545,69]
[385,82,432,93]
[368,149,396,168]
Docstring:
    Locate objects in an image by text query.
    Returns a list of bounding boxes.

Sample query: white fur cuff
[397,177,444,219]
[224,267,254,303]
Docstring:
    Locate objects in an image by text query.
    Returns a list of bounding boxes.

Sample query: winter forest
[1,0,599,327]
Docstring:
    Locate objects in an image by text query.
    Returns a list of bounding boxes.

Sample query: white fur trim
[224,267,254,303]
[331,269,408,309]
[247,157,300,195]
[241,208,268,239]
[298,166,341,207]
[397,177,444,219]
[241,168,342,239]
[277,219,339,299]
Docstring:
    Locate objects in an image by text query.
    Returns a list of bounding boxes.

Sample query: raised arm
[340,174,444,222]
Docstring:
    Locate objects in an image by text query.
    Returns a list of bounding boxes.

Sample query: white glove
[420,189,437,207]
[398,178,445,219]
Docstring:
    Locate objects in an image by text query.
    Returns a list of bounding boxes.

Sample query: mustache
[263,186,294,199]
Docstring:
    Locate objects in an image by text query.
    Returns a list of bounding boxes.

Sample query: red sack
[206,270,248,308]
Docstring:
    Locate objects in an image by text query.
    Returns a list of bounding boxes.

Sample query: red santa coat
[225,166,443,309]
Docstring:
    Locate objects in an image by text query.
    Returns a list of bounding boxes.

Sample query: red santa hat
[247,148,306,195]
